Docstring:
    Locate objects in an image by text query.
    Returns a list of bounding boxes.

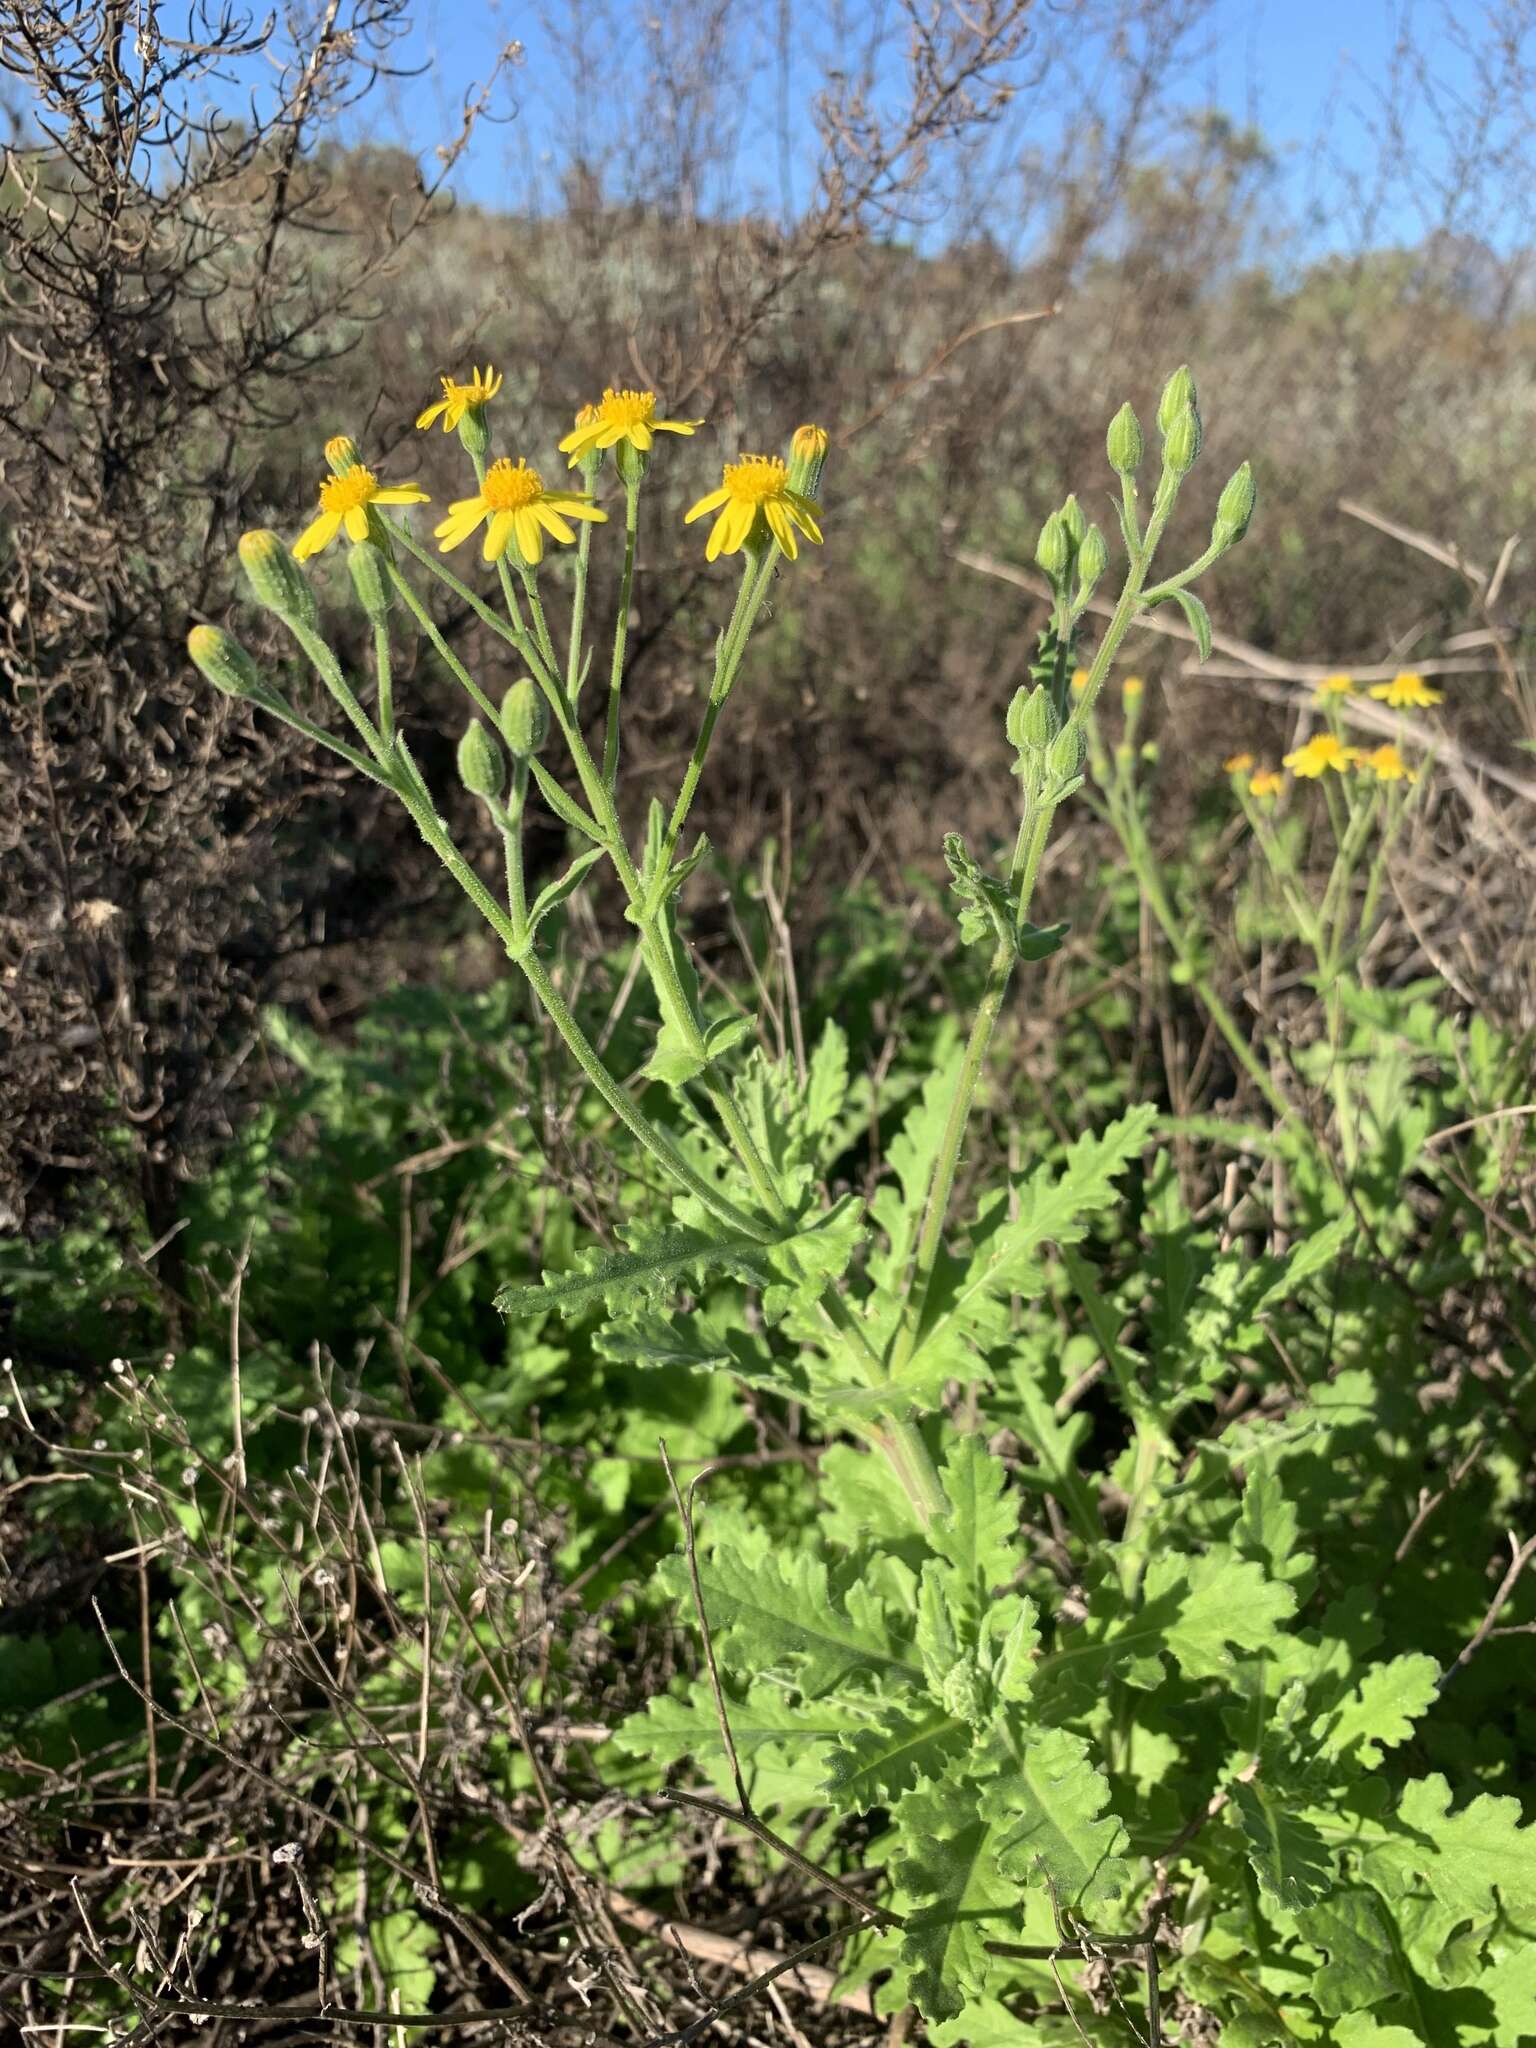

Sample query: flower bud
[1212,461,1255,549]
[499,678,549,758]
[787,423,829,498]
[347,542,393,623]
[456,720,504,800]
[1035,511,1071,582]
[1156,366,1198,436]
[1058,493,1086,545]
[238,529,318,632]
[1163,407,1202,476]
[325,436,362,477]
[1047,724,1084,782]
[187,624,263,699]
[1007,683,1057,754]
[1107,402,1144,476]
[1076,524,1108,598]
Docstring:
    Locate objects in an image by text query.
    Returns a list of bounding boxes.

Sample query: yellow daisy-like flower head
[1369,670,1443,709]
[684,454,823,562]
[1223,751,1255,774]
[1249,768,1285,798]
[293,464,430,560]
[433,456,606,567]
[1283,732,1359,779]
[416,365,503,434]
[1363,742,1418,784]
[558,388,703,466]
[1070,668,1091,695]
[1315,672,1355,699]
[1122,675,1145,700]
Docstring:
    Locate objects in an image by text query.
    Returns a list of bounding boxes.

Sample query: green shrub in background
[2,360,1532,2043]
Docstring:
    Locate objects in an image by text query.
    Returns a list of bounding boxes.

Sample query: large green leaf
[658,1525,922,1695]
[995,1727,1131,1913]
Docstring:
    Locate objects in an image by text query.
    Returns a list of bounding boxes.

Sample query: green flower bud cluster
[1037,492,1108,621]
[1157,364,1202,476]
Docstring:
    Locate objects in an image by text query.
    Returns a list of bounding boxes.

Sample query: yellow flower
[684,454,823,562]
[1122,676,1145,700]
[293,465,429,560]
[1315,672,1355,698]
[416,365,503,433]
[1248,768,1285,798]
[1223,752,1255,774]
[433,456,606,566]
[1363,742,1418,784]
[558,388,703,464]
[1283,732,1359,779]
[1369,670,1443,709]
[1070,668,1090,695]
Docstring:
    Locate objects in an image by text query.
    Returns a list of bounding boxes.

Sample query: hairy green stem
[604,481,640,785]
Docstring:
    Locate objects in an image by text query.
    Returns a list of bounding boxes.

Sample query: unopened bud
[456,721,504,800]
[1035,512,1071,582]
[1212,461,1255,549]
[1076,524,1108,597]
[1059,494,1086,545]
[1007,683,1057,754]
[1047,725,1084,782]
[188,625,262,699]
[1156,366,1198,436]
[787,423,829,498]
[238,529,318,632]
[325,436,362,477]
[347,543,392,623]
[499,679,549,758]
[1107,402,1144,476]
[1164,408,1202,476]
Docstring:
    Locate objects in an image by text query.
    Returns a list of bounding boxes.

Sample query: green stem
[374,622,394,744]
[383,564,504,729]
[604,481,640,786]
[517,950,771,1238]
[291,624,388,762]
[663,549,776,867]
[568,509,595,703]
[520,566,559,678]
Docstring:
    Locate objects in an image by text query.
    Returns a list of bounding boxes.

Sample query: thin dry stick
[656,1788,903,1933]
[658,1441,752,1819]
[227,1239,251,1490]
[123,1501,159,1804]
[1438,1530,1536,1691]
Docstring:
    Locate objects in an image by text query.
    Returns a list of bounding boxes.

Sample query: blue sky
[252,1,1506,254]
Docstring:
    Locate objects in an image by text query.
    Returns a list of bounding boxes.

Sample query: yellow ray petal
[534,505,576,545]
[292,509,342,560]
[483,509,516,561]
[686,486,731,523]
[765,499,798,560]
[514,507,543,564]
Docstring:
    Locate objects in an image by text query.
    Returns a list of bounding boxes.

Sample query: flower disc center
[482,459,544,511]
